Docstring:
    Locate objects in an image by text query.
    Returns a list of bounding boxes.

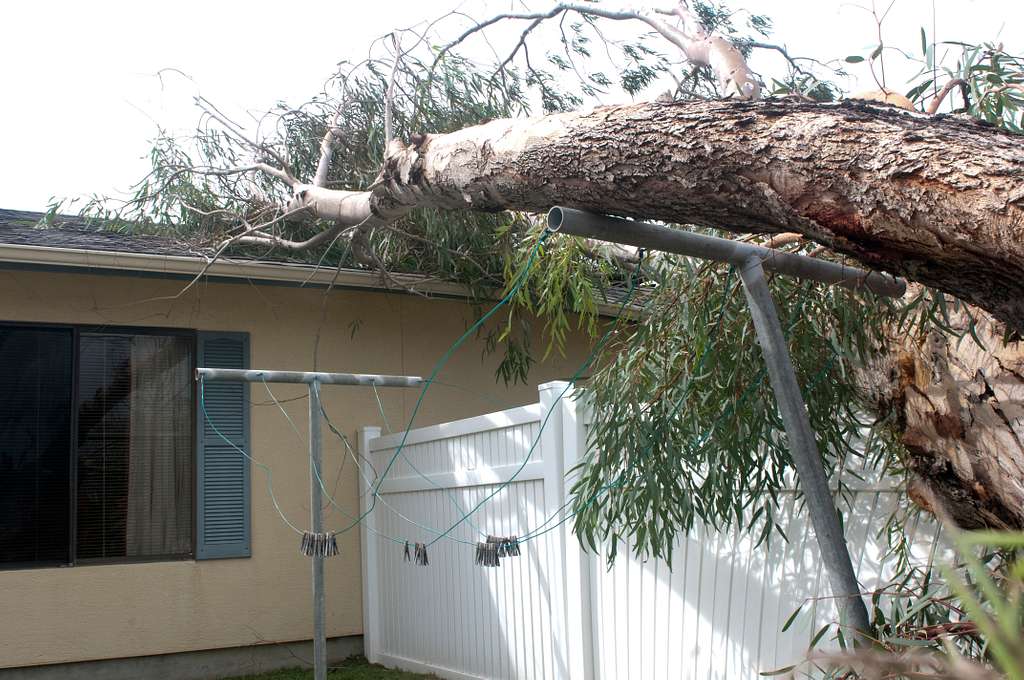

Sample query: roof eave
[0,242,636,317]
[0,242,470,297]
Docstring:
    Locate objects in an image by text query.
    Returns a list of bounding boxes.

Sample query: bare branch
[926,78,968,115]
[745,41,828,82]
[431,7,567,70]
[494,17,547,77]
[428,1,761,106]
[656,1,761,98]
[251,162,296,186]
[227,222,354,253]
[196,95,297,183]
[213,206,314,251]
[384,33,402,148]
[113,209,309,308]
[379,222,494,276]
[313,113,344,188]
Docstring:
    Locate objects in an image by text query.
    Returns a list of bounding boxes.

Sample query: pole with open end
[195,368,424,680]
[547,207,905,636]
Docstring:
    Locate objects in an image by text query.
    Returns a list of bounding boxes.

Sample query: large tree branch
[276,99,1024,330]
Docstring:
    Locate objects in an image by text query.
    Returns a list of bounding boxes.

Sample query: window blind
[0,327,73,566]
[76,333,194,560]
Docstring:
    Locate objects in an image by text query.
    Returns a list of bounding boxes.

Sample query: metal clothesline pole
[548,207,906,298]
[547,206,906,636]
[308,379,325,680]
[196,367,423,680]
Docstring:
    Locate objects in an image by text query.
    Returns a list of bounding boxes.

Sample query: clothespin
[483,535,520,561]
[300,531,340,558]
[403,541,411,562]
[414,542,429,566]
[476,540,500,567]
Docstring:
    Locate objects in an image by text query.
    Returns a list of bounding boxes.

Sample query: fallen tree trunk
[287,98,1024,329]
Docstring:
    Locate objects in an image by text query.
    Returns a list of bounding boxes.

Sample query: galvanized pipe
[197,367,423,679]
[309,380,327,680]
[738,257,871,635]
[547,207,906,298]
[548,205,875,637]
[196,368,423,388]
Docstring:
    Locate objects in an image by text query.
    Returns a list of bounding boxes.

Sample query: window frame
[0,320,198,570]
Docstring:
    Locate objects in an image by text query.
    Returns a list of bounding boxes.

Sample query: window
[76,333,195,561]
[0,325,196,567]
[0,327,73,566]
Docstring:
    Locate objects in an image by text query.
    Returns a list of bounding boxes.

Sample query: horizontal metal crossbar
[195,368,423,387]
[548,207,906,298]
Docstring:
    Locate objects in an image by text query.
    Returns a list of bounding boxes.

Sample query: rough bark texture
[368,99,1024,329]
[869,297,1024,529]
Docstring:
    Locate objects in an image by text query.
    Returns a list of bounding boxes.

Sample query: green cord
[199,379,304,535]
[334,229,555,536]
[370,382,488,537]
[425,251,648,547]
[202,252,841,560]
[521,277,838,546]
[202,251,844,559]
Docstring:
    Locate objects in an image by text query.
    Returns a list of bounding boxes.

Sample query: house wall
[0,267,595,669]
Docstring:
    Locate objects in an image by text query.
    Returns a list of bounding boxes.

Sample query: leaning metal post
[738,257,871,633]
[195,368,424,680]
[547,207,901,636]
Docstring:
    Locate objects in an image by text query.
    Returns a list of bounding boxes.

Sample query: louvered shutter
[196,332,251,559]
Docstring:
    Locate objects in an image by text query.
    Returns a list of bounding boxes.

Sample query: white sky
[0,0,1019,212]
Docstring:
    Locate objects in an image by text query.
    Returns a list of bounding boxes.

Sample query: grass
[223,655,437,680]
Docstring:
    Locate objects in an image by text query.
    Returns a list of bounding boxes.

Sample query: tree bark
[303,99,1023,329]
[870,299,1024,529]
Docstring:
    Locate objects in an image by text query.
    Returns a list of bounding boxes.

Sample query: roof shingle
[0,209,200,257]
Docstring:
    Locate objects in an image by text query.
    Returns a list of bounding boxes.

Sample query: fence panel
[360,386,941,680]
[360,389,567,680]
[582,409,941,680]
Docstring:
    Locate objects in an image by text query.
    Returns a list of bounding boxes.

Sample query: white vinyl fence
[358,382,939,680]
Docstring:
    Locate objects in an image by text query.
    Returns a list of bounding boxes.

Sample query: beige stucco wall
[0,267,593,669]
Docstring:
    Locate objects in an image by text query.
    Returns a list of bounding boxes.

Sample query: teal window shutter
[196,332,251,559]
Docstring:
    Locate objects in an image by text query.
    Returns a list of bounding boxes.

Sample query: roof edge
[0,242,471,297]
[0,242,635,318]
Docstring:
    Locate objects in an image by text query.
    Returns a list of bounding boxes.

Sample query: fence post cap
[538,380,572,393]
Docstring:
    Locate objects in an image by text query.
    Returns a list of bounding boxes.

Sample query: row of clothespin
[475,535,521,568]
[404,541,429,566]
[300,531,340,557]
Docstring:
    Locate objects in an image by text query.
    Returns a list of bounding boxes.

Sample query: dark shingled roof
[0,209,203,257]
[0,208,642,311]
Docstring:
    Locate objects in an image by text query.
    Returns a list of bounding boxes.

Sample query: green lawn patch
[223,655,437,679]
